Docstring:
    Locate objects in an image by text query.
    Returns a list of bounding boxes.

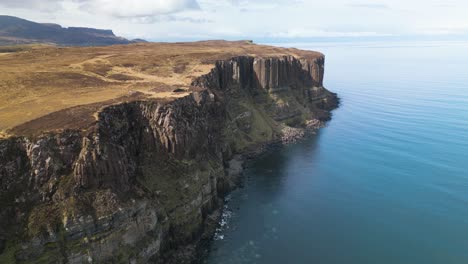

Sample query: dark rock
[173,88,187,93]
[0,238,5,254]
[0,54,338,263]
[0,15,144,46]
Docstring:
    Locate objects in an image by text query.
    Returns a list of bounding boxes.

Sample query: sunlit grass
[0,41,322,136]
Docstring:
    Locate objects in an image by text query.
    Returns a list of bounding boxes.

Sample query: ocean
[204,41,468,264]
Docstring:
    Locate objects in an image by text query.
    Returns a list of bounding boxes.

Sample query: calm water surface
[204,41,468,264]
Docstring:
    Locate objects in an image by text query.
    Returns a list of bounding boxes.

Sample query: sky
[1,0,468,42]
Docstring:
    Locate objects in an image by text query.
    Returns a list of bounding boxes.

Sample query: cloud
[3,0,468,41]
[268,29,393,38]
[348,3,389,9]
[129,15,212,24]
[0,0,200,17]
[79,0,200,17]
[226,0,302,11]
[0,0,63,11]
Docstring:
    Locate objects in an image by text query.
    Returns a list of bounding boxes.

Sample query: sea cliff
[0,51,338,263]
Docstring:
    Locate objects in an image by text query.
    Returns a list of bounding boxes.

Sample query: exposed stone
[0,54,338,263]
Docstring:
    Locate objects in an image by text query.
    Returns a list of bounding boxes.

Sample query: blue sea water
[204,41,468,264]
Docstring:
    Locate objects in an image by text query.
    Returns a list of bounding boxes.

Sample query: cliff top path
[0,40,323,137]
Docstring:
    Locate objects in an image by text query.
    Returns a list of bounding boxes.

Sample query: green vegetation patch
[0,240,19,263]
[27,203,62,237]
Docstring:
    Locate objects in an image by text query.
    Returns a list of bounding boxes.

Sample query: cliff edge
[0,41,338,263]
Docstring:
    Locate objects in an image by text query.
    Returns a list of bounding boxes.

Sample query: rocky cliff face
[0,55,337,263]
[194,55,324,90]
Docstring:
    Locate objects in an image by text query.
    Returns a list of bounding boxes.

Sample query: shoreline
[0,41,339,263]
[194,110,340,263]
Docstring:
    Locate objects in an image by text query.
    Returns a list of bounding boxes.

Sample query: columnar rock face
[0,91,227,263]
[252,56,324,89]
[194,55,324,91]
[0,55,338,263]
[73,91,224,192]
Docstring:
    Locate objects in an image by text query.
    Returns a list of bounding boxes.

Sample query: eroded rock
[0,54,338,263]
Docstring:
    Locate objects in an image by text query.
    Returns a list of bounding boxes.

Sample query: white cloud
[0,0,199,17]
[2,0,468,41]
[0,0,63,11]
[78,0,199,17]
[269,29,393,38]
[347,3,389,9]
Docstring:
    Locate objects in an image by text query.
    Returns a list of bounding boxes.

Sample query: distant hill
[0,15,144,46]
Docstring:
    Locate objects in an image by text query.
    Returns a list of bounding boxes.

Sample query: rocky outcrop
[0,15,142,46]
[0,55,338,263]
[193,55,324,90]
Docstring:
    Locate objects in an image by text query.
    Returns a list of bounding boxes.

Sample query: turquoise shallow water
[204,41,468,264]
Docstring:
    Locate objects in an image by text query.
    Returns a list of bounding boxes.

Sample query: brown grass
[107,73,143,81]
[0,40,323,136]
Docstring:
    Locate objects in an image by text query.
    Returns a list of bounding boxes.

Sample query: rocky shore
[0,45,338,263]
